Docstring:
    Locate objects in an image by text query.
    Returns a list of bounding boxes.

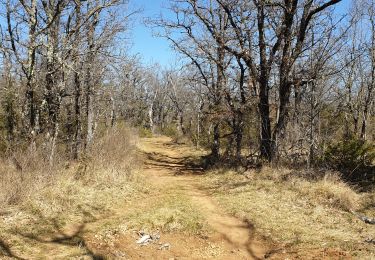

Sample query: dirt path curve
[138,136,272,260]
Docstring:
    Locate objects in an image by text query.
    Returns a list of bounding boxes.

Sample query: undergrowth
[201,167,375,258]
[0,126,144,258]
[125,193,207,235]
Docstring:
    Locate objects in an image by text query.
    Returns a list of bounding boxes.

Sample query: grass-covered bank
[0,126,146,258]
[201,167,375,258]
[0,132,210,259]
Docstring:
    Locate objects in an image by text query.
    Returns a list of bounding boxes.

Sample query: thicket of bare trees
[0,0,374,181]
[142,0,374,180]
[0,0,132,162]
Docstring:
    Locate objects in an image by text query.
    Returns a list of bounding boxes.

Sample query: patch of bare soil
[1,136,351,259]
[132,137,272,259]
[82,136,274,259]
[84,136,350,259]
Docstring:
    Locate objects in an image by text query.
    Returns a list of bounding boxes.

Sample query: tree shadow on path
[6,209,105,259]
[0,238,27,260]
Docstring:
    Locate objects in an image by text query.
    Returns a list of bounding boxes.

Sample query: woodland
[0,0,374,179]
[0,0,375,259]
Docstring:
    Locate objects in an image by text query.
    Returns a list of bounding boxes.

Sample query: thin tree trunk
[235,117,243,160]
[73,69,82,159]
[85,2,99,148]
[110,96,116,127]
[149,102,154,134]
[212,122,220,158]
[72,2,82,159]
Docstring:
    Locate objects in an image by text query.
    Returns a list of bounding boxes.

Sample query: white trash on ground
[135,230,170,250]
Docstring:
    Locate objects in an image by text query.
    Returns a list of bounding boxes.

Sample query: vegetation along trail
[1,0,375,259]
[137,136,273,259]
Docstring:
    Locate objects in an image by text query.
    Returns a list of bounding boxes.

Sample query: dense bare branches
[0,0,133,160]
[0,0,373,177]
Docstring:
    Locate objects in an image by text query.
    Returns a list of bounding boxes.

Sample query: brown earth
[84,136,276,259]
[131,136,273,259]
[86,136,352,259]
[1,136,351,259]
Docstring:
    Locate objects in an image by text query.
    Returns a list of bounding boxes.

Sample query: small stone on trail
[135,230,171,248]
[114,251,126,258]
[151,232,161,240]
[159,243,171,250]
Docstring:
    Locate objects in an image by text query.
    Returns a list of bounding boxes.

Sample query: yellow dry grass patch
[0,127,145,259]
[201,168,375,258]
[124,192,208,235]
[138,135,207,160]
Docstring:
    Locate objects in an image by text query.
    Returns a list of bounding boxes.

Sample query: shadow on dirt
[0,238,27,260]
[19,222,104,260]
[3,209,105,259]
[143,150,205,175]
[149,139,259,172]
[217,219,264,259]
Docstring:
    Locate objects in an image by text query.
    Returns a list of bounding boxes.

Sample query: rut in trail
[139,136,272,260]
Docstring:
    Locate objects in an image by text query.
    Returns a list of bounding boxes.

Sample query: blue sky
[129,0,351,67]
[129,0,176,66]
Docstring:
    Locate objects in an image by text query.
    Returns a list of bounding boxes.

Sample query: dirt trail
[137,136,272,259]
[0,136,274,259]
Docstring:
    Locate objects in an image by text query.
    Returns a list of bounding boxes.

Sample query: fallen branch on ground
[351,210,375,225]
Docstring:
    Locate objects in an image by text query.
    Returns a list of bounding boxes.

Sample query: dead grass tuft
[124,192,207,235]
[242,167,361,211]
[0,126,139,208]
[201,167,375,258]
[0,125,144,258]
[295,174,361,211]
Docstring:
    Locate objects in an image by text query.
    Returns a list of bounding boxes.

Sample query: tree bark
[85,1,99,149]
[72,2,82,160]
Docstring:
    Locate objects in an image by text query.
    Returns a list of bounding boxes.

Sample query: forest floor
[1,135,374,259]
[129,136,273,259]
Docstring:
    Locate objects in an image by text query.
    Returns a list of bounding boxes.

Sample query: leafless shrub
[0,126,137,209]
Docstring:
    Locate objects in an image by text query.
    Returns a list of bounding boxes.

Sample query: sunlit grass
[124,192,208,235]
[201,168,375,258]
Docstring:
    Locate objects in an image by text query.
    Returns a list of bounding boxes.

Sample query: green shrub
[138,127,153,138]
[190,133,209,149]
[162,125,178,138]
[322,138,375,182]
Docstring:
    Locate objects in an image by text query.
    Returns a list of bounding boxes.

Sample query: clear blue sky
[129,0,176,67]
[129,0,351,67]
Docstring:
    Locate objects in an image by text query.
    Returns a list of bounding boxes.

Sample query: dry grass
[201,167,375,258]
[0,126,145,258]
[124,192,208,235]
[0,147,63,207]
[0,126,139,206]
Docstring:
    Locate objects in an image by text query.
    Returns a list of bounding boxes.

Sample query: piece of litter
[159,243,171,250]
[136,234,151,244]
